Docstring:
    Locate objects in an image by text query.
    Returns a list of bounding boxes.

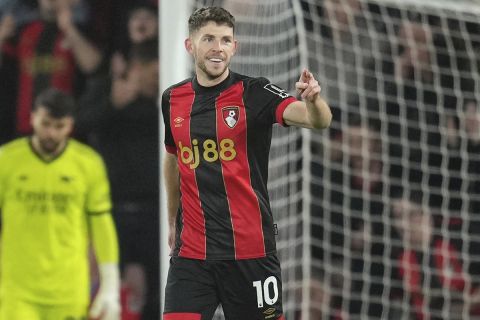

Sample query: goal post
[159,1,190,315]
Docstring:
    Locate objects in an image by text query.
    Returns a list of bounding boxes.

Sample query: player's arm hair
[163,152,180,227]
[89,212,119,264]
[284,97,331,129]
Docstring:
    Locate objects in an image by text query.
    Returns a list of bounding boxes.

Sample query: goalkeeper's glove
[89,263,121,320]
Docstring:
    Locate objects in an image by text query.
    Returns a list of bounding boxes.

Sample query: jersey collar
[192,71,236,94]
[28,137,70,164]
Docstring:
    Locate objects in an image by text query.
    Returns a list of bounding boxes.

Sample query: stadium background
[161,1,480,319]
[1,0,478,319]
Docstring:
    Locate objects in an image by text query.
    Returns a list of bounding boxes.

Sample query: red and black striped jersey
[162,71,297,260]
[2,21,76,135]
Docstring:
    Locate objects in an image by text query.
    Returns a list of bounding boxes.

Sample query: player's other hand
[56,3,75,34]
[168,224,176,251]
[89,264,121,320]
[0,14,16,42]
[295,68,321,103]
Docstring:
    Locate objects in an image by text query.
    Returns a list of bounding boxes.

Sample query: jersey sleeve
[244,77,297,126]
[89,213,119,264]
[161,88,177,154]
[85,150,118,264]
[85,152,112,214]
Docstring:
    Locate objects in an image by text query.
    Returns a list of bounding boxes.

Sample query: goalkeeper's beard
[38,137,62,155]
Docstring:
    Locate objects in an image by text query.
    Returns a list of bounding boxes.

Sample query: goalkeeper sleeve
[89,213,120,320]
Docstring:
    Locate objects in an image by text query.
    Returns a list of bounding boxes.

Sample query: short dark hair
[188,7,235,35]
[34,88,75,118]
[130,38,159,64]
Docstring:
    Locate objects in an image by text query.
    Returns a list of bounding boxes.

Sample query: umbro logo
[264,308,276,315]
[174,117,184,128]
[222,106,239,129]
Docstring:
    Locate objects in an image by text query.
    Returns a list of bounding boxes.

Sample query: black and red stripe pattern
[6,21,75,135]
[215,81,265,259]
[162,72,296,260]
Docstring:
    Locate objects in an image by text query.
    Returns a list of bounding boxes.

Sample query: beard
[38,138,61,155]
[197,58,229,81]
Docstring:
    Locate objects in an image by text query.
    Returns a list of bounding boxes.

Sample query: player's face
[128,8,158,43]
[31,106,74,155]
[186,21,237,83]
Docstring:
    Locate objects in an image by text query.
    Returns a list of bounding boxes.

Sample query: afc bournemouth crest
[222,106,240,128]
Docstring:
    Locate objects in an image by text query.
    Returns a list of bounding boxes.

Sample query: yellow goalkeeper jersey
[0,137,112,305]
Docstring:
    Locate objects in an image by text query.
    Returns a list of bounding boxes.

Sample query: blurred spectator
[440,99,480,214]
[75,38,159,320]
[312,116,386,317]
[462,100,480,217]
[0,0,102,136]
[444,99,480,309]
[110,3,158,80]
[293,266,347,320]
[390,191,480,319]
[0,0,38,26]
[121,263,146,320]
[301,0,387,116]
[363,18,466,210]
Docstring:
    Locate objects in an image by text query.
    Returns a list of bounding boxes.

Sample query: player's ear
[185,38,193,54]
[66,117,75,135]
[232,39,238,56]
[30,111,36,128]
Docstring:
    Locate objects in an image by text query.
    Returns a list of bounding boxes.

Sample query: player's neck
[196,69,230,87]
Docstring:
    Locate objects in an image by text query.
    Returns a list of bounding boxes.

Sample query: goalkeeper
[0,88,120,320]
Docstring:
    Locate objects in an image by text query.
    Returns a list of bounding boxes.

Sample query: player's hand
[0,14,16,42]
[56,4,75,34]
[89,264,121,320]
[295,68,321,103]
[168,224,176,250]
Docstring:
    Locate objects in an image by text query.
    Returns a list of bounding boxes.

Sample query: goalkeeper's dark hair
[34,88,76,118]
[188,7,235,35]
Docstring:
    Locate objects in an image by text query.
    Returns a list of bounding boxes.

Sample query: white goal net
[167,0,480,319]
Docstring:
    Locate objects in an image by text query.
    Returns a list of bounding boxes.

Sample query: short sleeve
[243,77,297,126]
[86,153,112,214]
[161,89,177,154]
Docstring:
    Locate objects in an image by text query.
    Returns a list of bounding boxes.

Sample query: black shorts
[163,255,285,320]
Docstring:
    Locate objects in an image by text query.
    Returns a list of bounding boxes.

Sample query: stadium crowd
[0,0,159,319]
[306,0,480,319]
[1,0,480,319]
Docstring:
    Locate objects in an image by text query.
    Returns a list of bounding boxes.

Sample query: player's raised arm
[282,68,332,129]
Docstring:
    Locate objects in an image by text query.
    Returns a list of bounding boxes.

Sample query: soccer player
[161,7,332,320]
[0,88,120,320]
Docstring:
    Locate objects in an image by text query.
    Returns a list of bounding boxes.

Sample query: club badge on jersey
[222,106,240,128]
